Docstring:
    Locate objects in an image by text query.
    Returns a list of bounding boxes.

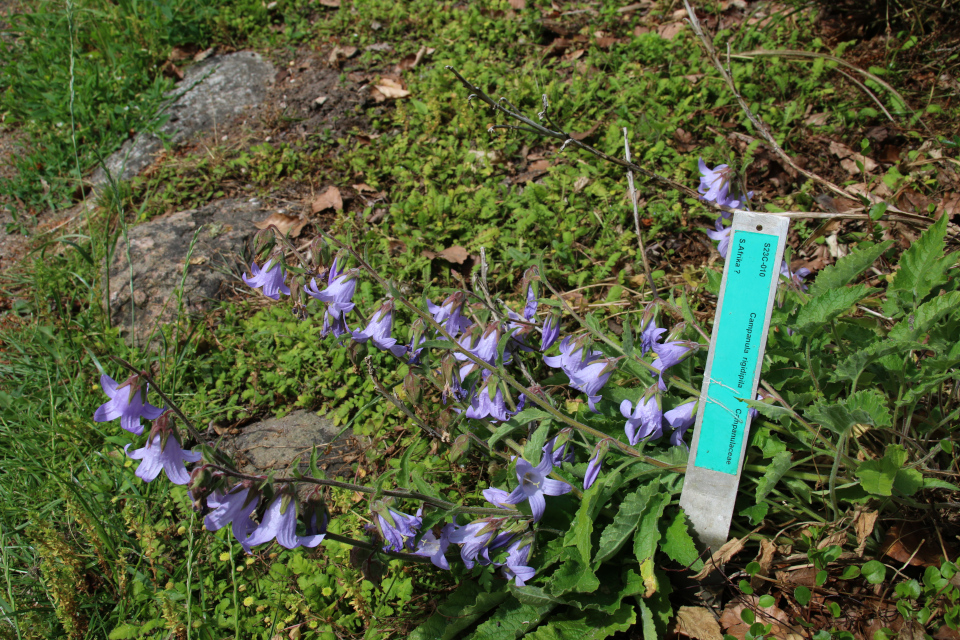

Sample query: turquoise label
[694,230,779,475]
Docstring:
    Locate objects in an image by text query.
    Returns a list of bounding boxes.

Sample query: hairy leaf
[524,601,636,640]
[795,284,873,334]
[807,240,892,297]
[593,483,655,566]
[634,482,669,564]
[888,290,960,341]
[887,214,952,314]
[410,580,507,640]
[755,450,794,503]
[464,596,556,640]
[659,509,704,571]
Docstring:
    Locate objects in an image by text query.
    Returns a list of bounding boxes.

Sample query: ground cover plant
[1,0,959,639]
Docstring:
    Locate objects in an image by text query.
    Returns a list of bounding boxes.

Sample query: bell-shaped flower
[780,260,811,291]
[638,312,666,357]
[543,336,601,375]
[697,159,752,213]
[243,487,326,551]
[405,319,427,364]
[205,483,261,552]
[584,439,611,490]
[482,487,517,509]
[706,219,733,259]
[501,535,536,587]
[305,268,358,315]
[621,388,663,445]
[427,292,470,336]
[651,340,698,391]
[539,313,561,352]
[320,308,350,338]
[242,258,290,300]
[372,500,422,552]
[567,357,617,413]
[542,430,574,467]
[448,518,504,569]
[351,301,407,357]
[413,523,457,570]
[501,454,571,522]
[94,373,165,436]
[664,400,697,449]
[125,431,202,485]
[465,379,513,422]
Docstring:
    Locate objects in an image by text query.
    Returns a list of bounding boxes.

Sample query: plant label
[680,211,789,552]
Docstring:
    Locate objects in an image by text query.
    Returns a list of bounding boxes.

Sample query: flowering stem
[320,232,681,471]
[623,128,658,300]
[364,356,443,440]
[323,532,434,563]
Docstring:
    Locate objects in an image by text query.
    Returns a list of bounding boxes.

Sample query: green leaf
[622,317,635,355]
[794,586,811,606]
[742,398,794,423]
[755,451,794,503]
[862,560,886,584]
[808,240,892,297]
[659,509,704,571]
[637,571,673,640]
[832,340,923,383]
[795,285,873,334]
[397,444,414,490]
[548,550,601,596]
[510,407,556,424]
[856,445,907,496]
[409,580,508,640]
[524,422,552,462]
[889,291,960,341]
[524,601,636,640]
[510,586,564,608]
[893,468,923,496]
[634,484,670,564]
[923,477,960,491]
[464,596,557,640]
[888,214,951,314]
[845,389,892,428]
[108,625,141,640]
[488,421,521,448]
[594,483,655,566]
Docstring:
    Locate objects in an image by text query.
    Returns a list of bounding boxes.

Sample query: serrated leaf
[524,601,636,640]
[742,398,795,423]
[409,580,507,640]
[832,340,923,383]
[856,445,907,496]
[566,482,602,566]
[547,550,601,596]
[554,568,644,613]
[594,483,655,566]
[638,571,673,640]
[622,317,635,355]
[808,240,892,297]
[510,407,555,424]
[634,482,669,564]
[510,586,564,608]
[795,284,873,334]
[488,421,520,448]
[889,291,960,341]
[659,509,703,571]
[889,214,951,313]
[397,444,414,490]
[846,389,892,428]
[464,596,556,640]
[755,451,794,503]
[893,468,923,496]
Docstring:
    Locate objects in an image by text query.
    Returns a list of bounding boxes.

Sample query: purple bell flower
[639,316,667,357]
[242,258,291,300]
[697,159,752,213]
[706,219,733,259]
[567,358,617,413]
[651,340,697,391]
[243,490,326,551]
[501,535,536,587]
[780,260,812,291]
[305,269,358,315]
[539,314,561,351]
[351,301,407,357]
[583,439,611,490]
[501,454,571,522]
[465,379,513,422]
[542,431,574,466]
[125,433,202,485]
[320,308,350,338]
[94,374,165,436]
[448,518,504,569]
[205,485,261,553]
[543,336,601,373]
[427,292,470,336]
[373,502,422,552]
[664,400,697,449]
[482,487,517,509]
[620,392,663,446]
[413,523,457,570]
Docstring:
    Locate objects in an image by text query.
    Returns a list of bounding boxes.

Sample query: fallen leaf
[375,77,410,99]
[658,22,685,39]
[829,140,878,174]
[805,112,829,126]
[169,46,198,62]
[312,186,343,213]
[573,176,590,193]
[160,60,184,81]
[596,36,618,48]
[353,183,377,193]
[438,246,468,264]
[508,0,525,8]
[936,192,960,220]
[254,212,308,238]
[720,595,801,640]
[673,606,723,640]
[193,47,215,62]
[528,159,551,172]
[634,25,652,36]
[396,45,430,72]
[511,169,548,184]
[313,95,328,107]
[882,522,948,567]
[562,48,585,61]
[388,240,406,256]
[328,45,357,65]
[751,538,777,589]
[366,42,393,52]
[319,0,340,6]
[693,535,748,581]
[421,249,437,259]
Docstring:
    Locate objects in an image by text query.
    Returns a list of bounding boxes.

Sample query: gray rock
[92,52,275,186]
[225,410,358,478]
[106,198,262,343]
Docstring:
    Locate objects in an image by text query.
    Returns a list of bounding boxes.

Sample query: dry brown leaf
[936,192,960,220]
[328,45,357,65]
[829,140,878,174]
[438,246,468,264]
[353,183,377,193]
[693,535,747,580]
[573,176,590,193]
[528,159,551,172]
[882,522,949,567]
[673,606,723,640]
[854,510,879,556]
[312,186,343,213]
[254,212,308,238]
[634,25,652,36]
[319,0,340,6]
[720,595,802,640]
[375,77,410,99]
[751,538,777,589]
[805,112,829,126]
[596,36,618,48]
[193,47,215,62]
[562,48,585,61]
[160,60,184,81]
[658,22,685,39]
[313,96,328,108]
[508,0,525,8]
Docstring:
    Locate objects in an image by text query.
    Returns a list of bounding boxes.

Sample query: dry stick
[445,67,927,226]
[682,0,926,221]
[319,231,683,471]
[623,128,659,300]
